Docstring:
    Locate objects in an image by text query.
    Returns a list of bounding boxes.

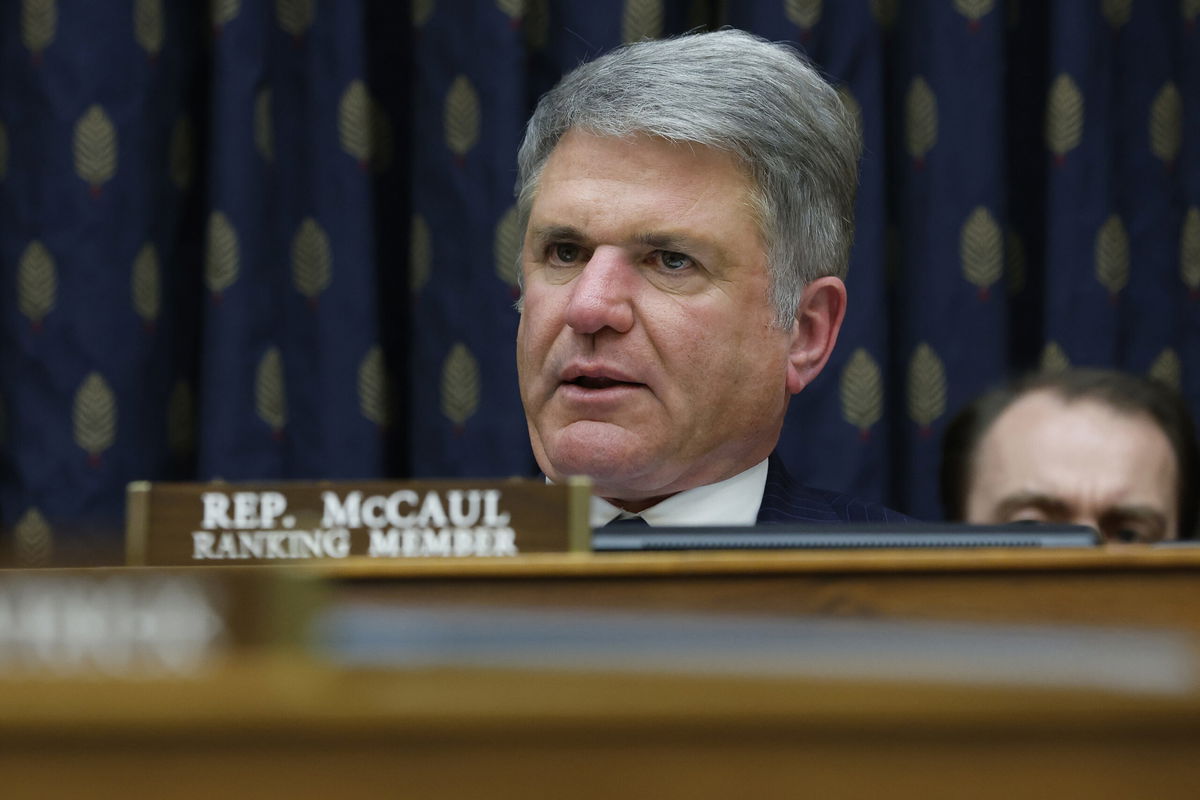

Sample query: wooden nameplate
[126,477,592,566]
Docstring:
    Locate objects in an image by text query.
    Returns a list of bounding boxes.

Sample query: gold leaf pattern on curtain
[338,80,370,165]
[1006,229,1026,295]
[1101,0,1133,28]
[444,76,481,160]
[169,116,195,190]
[132,242,161,329]
[494,204,521,290]
[525,0,550,50]
[960,206,1002,298]
[785,0,822,30]
[368,98,394,173]
[18,241,56,330]
[73,372,117,464]
[622,0,663,43]
[1149,82,1182,167]
[14,508,53,567]
[134,0,165,58]
[255,347,287,434]
[441,343,481,428]
[1185,0,1200,24]
[1040,341,1070,374]
[837,86,862,135]
[907,343,946,432]
[413,0,435,27]
[1094,214,1129,296]
[953,0,994,23]
[21,0,57,59]
[1181,207,1200,293]
[255,87,273,162]
[870,0,898,29]
[496,0,522,20]
[1046,73,1084,164]
[205,211,240,297]
[1148,348,1182,392]
[73,105,117,194]
[840,348,883,438]
[291,217,333,303]
[905,77,937,166]
[167,379,195,458]
[358,345,392,428]
[275,0,314,38]
[410,214,432,292]
[212,0,241,29]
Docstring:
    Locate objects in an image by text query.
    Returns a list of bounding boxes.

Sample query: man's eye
[550,244,582,264]
[1006,510,1048,524]
[1102,524,1162,544]
[657,250,693,271]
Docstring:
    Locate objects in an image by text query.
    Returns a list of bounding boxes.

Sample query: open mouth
[568,376,642,390]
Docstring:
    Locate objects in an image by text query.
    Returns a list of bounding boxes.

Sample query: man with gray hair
[514,29,908,526]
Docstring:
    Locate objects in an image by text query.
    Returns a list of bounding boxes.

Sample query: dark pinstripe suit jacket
[756,453,912,524]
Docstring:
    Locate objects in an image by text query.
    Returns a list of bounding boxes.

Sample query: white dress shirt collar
[589,459,769,528]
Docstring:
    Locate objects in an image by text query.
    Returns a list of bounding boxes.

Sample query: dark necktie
[605,515,649,528]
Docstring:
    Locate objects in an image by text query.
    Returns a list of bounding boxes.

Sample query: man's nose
[563,246,635,335]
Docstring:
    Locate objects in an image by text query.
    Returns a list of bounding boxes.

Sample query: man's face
[964,390,1179,542]
[516,130,798,508]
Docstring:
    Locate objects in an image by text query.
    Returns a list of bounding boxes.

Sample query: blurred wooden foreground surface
[2,660,1200,799]
[4,547,1200,798]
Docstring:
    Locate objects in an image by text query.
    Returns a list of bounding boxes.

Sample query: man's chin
[540,423,660,488]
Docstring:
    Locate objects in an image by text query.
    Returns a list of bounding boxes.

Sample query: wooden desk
[2,660,1199,799]
[4,549,1200,798]
[314,547,1200,632]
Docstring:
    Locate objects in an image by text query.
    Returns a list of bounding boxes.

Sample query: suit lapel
[756,452,842,523]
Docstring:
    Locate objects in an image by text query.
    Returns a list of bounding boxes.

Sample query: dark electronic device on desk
[592,523,1100,552]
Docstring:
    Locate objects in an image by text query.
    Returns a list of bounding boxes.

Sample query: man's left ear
[785,276,847,395]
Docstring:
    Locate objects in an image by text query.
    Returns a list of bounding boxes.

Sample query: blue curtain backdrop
[0,0,1197,562]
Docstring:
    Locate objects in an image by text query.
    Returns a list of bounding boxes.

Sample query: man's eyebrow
[632,232,703,252]
[527,224,587,245]
[994,491,1072,520]
[1098,505,1168,530]
[633,231,729,265]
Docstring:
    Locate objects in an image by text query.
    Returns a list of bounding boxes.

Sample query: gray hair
[515,28,862,326]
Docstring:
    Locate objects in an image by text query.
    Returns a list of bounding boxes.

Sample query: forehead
[972,391,1178,506]
[530,130,761,234]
